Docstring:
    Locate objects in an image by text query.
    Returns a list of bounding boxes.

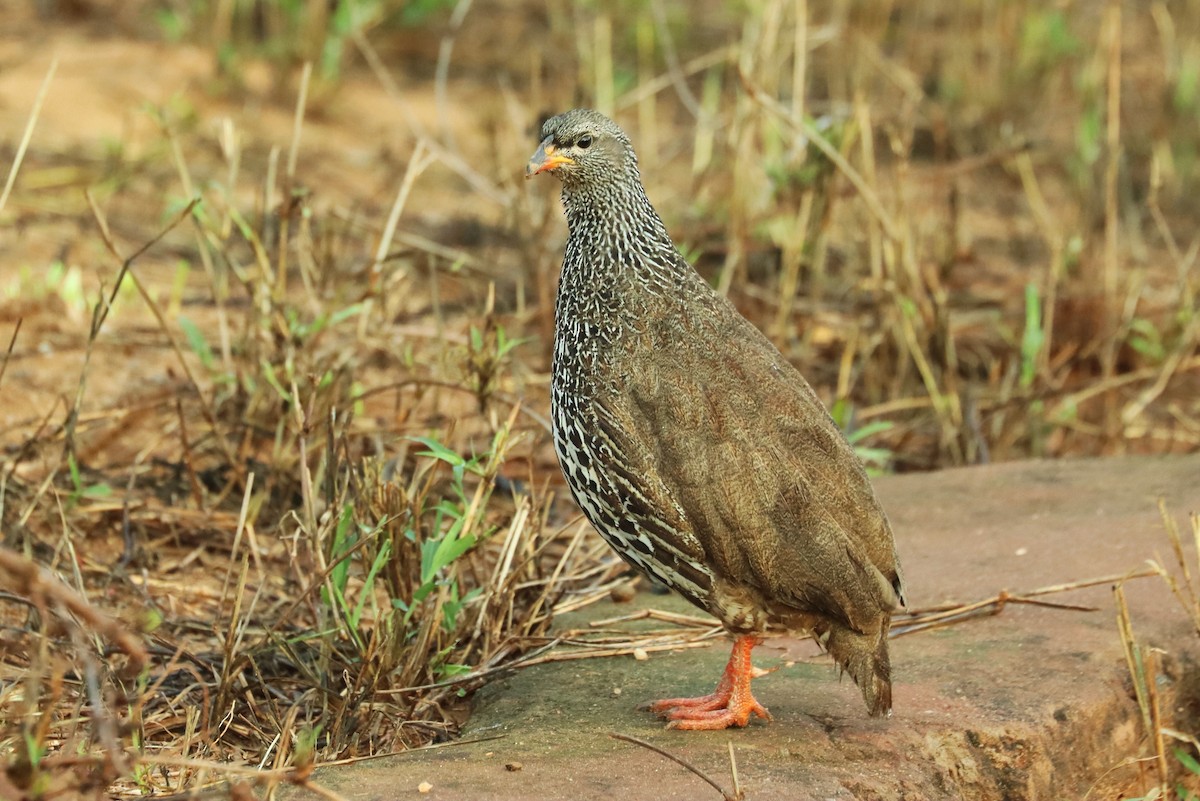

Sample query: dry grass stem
[0,56,56,215]
[891,568,1160,638]
[0,546,149,667]
[609,732,740,801]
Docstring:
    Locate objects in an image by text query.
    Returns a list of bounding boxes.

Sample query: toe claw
[642,635,772,731]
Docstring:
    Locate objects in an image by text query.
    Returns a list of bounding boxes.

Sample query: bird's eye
[577,134,593,149]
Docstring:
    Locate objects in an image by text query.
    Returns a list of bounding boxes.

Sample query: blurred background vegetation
[2,0,1198,796]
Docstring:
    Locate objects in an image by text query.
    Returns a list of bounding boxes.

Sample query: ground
[2,3,1199,800]
[307,455,1200,800]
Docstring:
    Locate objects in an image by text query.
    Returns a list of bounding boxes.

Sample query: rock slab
[311,455,1200,800]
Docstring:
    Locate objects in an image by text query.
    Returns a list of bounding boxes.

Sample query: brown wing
[596,290,904,633]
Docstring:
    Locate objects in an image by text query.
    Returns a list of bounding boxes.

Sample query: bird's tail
[816,618,893,717]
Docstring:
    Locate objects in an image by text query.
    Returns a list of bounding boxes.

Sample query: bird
[526,108,905,730]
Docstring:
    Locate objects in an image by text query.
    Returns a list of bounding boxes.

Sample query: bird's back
[568,261,903,628]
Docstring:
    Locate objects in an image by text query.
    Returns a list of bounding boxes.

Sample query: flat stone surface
[309,455,1200,800]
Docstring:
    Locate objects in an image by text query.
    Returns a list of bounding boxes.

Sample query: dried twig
[0,57,56,215]
[891,568,1160,638]
[1114,583,1170,796]
[727,740,743,801]
[0,546,148,667]
[589,608,719,629]
[610,732,740,801]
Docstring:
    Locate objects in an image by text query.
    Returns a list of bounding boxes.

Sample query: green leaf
[1175,746,1200,775]
[66,452,111,500]
[329,302,365,327]
[82,482,113,499]
[436,662,473,679]
[433,533,476,576]
[179,316,215,370]
[1018,9,1080,73]
[421,515,475,584]
[494,327,527,359]
[829,397,850,429]
[1128,318,1165,362]
[329,503,356,594]
[352,536,391,628]
[1020,283,1043,388]
[434,499,464,519]
[1076,105,1103,167]
[854,446,894,465]
[259,359,293,403]
[23,731,45,767]
[441,585,484,631]
[846,420,894,445]
[408,436,465,467]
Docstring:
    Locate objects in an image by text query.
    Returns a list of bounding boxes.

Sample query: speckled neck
[555,173,690,326]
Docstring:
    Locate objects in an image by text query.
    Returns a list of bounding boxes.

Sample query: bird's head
[525,109,637,190]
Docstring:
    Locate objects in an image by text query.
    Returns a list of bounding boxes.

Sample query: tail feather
[818,619,893,717]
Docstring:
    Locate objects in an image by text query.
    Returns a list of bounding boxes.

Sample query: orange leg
[645,634,772,730]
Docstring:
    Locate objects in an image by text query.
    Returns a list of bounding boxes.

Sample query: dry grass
[1,0,1199,798]
[1099,503,1200,796]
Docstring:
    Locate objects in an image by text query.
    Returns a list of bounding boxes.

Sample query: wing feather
[595,287,903,632]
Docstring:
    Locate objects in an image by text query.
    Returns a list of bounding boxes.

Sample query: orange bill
[526,139,574,177]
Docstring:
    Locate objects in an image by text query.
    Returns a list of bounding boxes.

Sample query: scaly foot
[644,634,772,730]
